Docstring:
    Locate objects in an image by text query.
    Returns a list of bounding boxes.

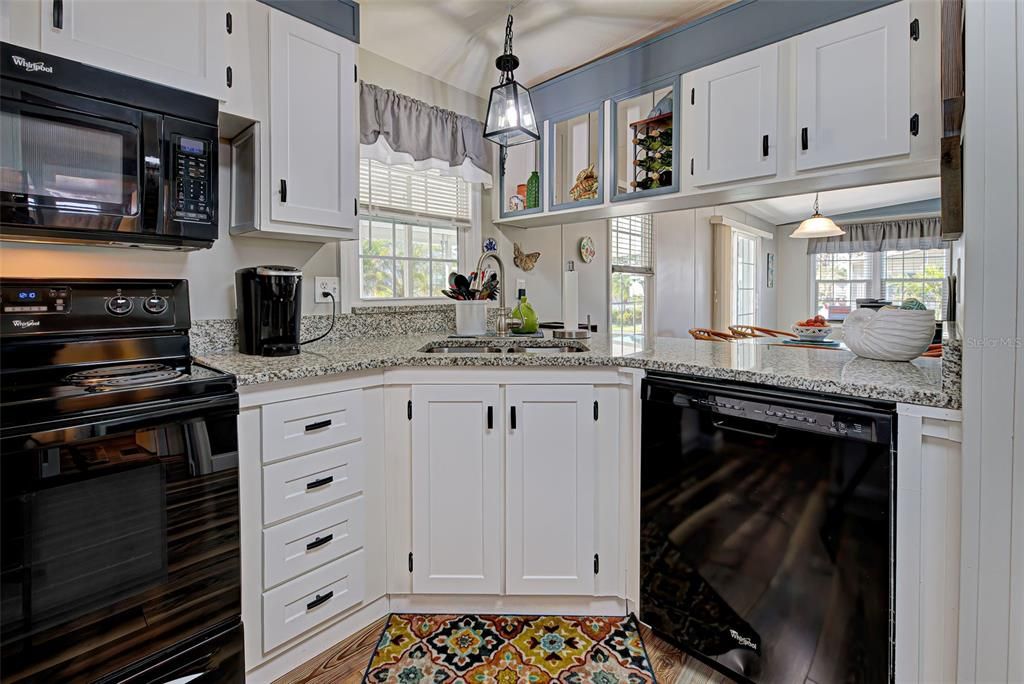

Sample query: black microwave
[0,43,219,250]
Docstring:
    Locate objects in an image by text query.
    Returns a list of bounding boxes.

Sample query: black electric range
[0,279,243,683]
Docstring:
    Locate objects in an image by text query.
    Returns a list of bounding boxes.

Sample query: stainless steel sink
[418,344,588,354]
[419,346,507,354]
[507,346,587,354]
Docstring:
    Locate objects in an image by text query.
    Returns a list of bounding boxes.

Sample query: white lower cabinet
[410,385,502,594]
[506,385,596,595]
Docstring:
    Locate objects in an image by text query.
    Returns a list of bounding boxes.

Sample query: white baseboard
[387,594,628,616]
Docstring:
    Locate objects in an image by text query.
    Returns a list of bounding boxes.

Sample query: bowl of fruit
[793,315,833,341]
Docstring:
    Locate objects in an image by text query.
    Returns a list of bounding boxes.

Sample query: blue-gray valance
[807,217,946,254]
[360,82,493,187]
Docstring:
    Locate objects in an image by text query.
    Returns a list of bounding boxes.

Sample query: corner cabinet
[683,44,778,187]
[39,0,228,100]
[795,0,911,170]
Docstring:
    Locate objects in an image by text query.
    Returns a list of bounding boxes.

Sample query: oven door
[0,393,240,683]
[0,80,161,246]
[640,377,894,683]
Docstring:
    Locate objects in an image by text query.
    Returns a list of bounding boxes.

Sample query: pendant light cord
[813,192,820,215]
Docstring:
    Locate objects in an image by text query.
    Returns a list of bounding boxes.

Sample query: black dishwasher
[640,373,895,684]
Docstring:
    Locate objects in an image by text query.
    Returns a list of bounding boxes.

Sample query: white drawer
[263,441,364,525]
[262,550,365,652]
[263,497,365,589]
[262,390,363,464]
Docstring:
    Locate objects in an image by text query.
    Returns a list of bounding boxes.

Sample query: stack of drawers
[259,390,367,652]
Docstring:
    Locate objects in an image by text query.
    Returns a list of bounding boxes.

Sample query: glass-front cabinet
[499,138,543,217]
[550,108,603,209]
[611,81,678,200]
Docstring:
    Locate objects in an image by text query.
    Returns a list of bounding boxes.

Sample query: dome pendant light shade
[484,13,540,148]
[790,192,845,238]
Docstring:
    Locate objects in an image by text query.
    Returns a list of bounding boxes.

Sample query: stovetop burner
[65,363,185,390]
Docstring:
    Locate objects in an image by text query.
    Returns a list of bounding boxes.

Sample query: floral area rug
[362,614,657,683]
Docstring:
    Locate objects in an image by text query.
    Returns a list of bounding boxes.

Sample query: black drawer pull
[762,134,769,157]
[305,476,333,490]
[487,405,494,430]
[306,534,333,551]
[306,591,333,610]
[510,406,517,430]
[280,178,288,202]
[305,419,331,432]
[801,127,809,151]
[52,0,63,29]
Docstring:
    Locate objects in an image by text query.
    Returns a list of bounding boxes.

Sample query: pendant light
[483,11,540,148]
[790,192,845,238]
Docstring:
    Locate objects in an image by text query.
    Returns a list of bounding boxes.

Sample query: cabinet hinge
[408,552,414,572]
[407,400,413,420]
[910,113,920,136]
[690,88,695,105]
[593,400,599,421]
[910,18,920,41]
[226,11,233,34]
[226,66,233,89]
[594,554,600,574]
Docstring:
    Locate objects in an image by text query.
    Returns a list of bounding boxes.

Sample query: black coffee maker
[236,266,302,356]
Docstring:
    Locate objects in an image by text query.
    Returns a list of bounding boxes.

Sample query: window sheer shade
[611,214,653,274]
[359,159,471,225]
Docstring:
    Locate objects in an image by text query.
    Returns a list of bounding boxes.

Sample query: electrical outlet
[314,276,340,304]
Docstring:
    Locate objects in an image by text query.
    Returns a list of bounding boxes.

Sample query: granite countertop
[195,333,960,408]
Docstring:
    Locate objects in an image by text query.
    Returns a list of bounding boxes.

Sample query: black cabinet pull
[487,405,493,430]
[762,134,769,157]
[226,66,232,88]
[305,476,334,490]
[910,113,920,136]
[306,534,333,551]
[510,406,517,430]
[306,591,333,610]
[801,127,809,151]
[226,11,233,34]
[52,0,63,29]
[280,179,288,203]
[305,419,331,432]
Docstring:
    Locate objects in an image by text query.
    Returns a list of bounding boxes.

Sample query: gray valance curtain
[806,217,946,254]
[360,82,494,187]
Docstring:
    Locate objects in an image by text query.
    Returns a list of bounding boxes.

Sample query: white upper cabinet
[268,10,357,230]
[410,385,502,594]
[505,385,596,596]
[40,0,227,99]
[685,44,779,186]
[795,0,911,170]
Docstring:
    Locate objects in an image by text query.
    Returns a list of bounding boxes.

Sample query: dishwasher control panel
[685,394,878,442]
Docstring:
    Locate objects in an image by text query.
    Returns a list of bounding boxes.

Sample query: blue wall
[529,0,897,122]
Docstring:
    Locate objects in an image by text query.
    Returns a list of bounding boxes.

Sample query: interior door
[795,0,911,170]
[269,10,357,231]
[506,384,595,595]
[687,44,778,186]
[410,385,501,594]
[40,0,227,100]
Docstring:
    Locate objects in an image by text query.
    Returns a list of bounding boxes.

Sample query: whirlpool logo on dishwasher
[11,55,53,73]
[729,629,758,650]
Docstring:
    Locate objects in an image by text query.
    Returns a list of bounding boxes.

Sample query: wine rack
[629,112,673,192]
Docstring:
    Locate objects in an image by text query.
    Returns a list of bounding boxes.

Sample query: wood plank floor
[276,616,729,683]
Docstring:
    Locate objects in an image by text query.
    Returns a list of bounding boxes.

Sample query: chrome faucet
[472,251,521,335]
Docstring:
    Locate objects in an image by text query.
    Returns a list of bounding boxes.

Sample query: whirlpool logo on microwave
[11,55,53,74]
[11,319,41,329]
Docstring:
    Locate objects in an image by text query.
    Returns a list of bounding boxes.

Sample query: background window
[881,248,948,312]
[358,160,470,300]
[610,214,653,338]
[733,231,758,325]
[814,252,874,321]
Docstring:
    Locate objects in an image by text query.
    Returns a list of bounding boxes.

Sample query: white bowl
[792,324,833,341]
[842,308,936,361]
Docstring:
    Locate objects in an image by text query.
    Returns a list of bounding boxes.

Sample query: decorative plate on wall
[578,235,596,263]
[483,237,498,253]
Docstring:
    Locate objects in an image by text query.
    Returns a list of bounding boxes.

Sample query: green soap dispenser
[512,288,538,334]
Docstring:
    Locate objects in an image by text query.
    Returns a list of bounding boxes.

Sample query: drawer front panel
[263,441,364,524]
[263,497,365,589]
[262,390,363,463]
[262,550,365,652]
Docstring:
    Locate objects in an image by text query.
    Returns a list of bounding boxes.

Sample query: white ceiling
[735,177,942,226]
[358,0,734,99]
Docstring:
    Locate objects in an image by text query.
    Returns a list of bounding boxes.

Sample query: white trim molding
[709,215,775,240]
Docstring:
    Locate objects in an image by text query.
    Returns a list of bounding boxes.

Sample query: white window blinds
[359,159,471,225]
[610,214,653,274]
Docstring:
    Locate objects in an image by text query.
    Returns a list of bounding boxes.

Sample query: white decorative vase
[843,308,936,361]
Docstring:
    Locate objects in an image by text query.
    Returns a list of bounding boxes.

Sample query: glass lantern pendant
[484,13,540,148]
[790,192,845,238]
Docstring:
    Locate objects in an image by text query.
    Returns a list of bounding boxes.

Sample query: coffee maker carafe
[236,266,302,356]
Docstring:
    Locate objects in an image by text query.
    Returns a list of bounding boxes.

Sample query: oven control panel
[171,135,214,224]
[1,285,69,315]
